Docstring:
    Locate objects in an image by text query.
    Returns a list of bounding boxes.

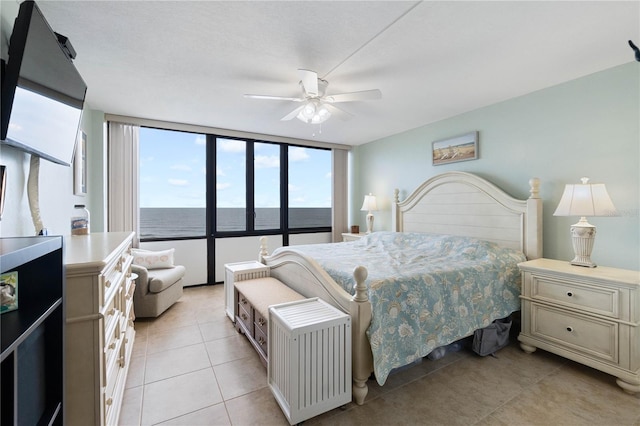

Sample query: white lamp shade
[553,178,617,217]
[361,193,378,211]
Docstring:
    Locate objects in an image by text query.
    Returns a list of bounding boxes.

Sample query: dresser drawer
[530,274,619,318]
[254,310,268,336]
[254,326,268,357]
[236,291,253,333]
[531,303,618,363]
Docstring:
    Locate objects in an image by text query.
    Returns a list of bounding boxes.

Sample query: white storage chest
[224,261,269,321]
[268,298,352,425]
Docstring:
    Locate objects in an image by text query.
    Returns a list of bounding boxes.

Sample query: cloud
[171,164,192,171]
[219,139,245,153]
[289,147,309,162]
[255,155,279,169]
[168,179,188,186]
[216,167,226,176]
[195,135,206,145]
[217,182,231,190]
[325,171,332,179]
[288,183,301,192]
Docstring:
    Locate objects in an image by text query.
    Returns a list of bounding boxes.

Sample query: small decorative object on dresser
[518,258,639,394]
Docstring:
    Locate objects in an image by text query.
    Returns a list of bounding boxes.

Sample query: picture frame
[0,165,6,220]
[74,131,87,195]
[432,131,478,166]
[1,271,18,314]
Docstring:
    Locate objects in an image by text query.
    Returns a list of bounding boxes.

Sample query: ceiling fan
[244,69,382,124]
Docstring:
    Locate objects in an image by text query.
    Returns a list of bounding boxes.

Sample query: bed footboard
[259,237,373,405]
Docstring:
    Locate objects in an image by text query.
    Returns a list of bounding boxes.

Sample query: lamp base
[569,219,597,268]
[365,212,374,234]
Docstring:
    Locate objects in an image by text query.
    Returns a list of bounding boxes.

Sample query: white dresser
[518,258,639,394]
[64,232,136,425]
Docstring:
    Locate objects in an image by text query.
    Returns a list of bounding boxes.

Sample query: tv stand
[0,236,64,425]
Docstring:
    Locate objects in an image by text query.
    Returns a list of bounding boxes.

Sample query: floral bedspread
[273,232,526,385]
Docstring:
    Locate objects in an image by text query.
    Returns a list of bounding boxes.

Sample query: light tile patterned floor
[119,285,640,426]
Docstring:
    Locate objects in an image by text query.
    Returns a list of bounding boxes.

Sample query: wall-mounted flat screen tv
[1,0,87,166]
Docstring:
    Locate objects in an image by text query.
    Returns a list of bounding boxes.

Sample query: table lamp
[553,177,618,267]
[360,193,378,234]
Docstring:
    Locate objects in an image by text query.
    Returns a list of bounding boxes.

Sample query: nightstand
[518,258,640,394]
[341,232,367,242]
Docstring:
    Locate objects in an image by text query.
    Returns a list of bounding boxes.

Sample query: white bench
[234,277,305,366]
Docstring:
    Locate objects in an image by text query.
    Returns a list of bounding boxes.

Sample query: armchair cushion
[148,265,186,293]
[132,248,175,270]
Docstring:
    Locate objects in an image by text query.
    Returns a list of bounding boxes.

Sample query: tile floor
[120,284,640,426]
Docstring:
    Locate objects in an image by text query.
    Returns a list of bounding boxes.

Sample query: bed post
[391,188,400,232]
[350,265,372,405]
[525,177,543,259]
[258,236,269,263]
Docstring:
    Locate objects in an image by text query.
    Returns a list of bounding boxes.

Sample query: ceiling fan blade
[324,103,353,121]
[280,105,305,121]
[244,94,304,102]
[325,89,382,103]
[298,69,318,97]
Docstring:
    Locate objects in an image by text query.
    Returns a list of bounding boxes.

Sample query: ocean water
[140,207,331,239]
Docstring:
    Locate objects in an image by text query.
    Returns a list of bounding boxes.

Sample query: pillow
[132,248,175,270]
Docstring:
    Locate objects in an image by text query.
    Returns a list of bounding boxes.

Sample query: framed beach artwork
[74,131,87,195]
[432,131,478,165]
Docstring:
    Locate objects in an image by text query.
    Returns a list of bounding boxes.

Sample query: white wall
[353,63,639,271]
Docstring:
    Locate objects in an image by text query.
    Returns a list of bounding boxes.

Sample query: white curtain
[108,122,140,246]
[332,148,349,243]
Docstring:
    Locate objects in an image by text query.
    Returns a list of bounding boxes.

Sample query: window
[288,146,331,228]
[215,138,247,232]
[254,142,281,230]
[139,127,206,239]
[138,126,333,241]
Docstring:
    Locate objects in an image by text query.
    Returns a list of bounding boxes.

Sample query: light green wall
[352,63,639,271]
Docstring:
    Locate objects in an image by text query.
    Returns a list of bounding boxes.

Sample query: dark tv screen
[1,1,87,166]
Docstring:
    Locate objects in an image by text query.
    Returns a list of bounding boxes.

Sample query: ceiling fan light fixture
[297,100,331,124]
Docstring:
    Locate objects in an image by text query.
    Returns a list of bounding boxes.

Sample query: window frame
[138,128,332,242]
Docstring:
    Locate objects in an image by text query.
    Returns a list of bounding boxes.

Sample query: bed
[258,172,542,405]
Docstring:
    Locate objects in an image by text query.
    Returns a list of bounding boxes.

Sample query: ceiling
[33,1,639,146]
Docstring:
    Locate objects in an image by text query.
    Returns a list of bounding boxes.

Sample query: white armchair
[130,248,185,318]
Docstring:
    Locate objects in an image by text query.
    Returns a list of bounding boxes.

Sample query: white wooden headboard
[392,172,542,259]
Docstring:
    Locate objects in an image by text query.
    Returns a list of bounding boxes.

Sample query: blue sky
[139,127,331,208]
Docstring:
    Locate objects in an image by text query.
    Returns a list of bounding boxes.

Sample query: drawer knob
[105,280,111,288]
[108,342,116,349]
[566,291,573,297]
[258,318,266,326]
[566,326,573,332]
[108,308,115,316]
[241,298,247,304]
[106,397,113,406]
[258,336,266,345]
[241,313,248,321]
